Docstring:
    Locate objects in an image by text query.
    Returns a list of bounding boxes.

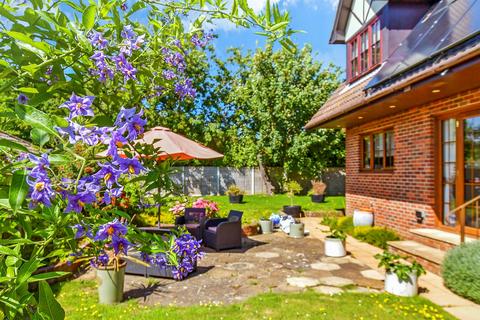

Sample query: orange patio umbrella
[139,126,223,160]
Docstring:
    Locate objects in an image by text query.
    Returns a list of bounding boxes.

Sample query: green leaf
[8,169,28,214]
[48,153,73,165]
[4,31,50,53]
[15,104,60,138]
[0,139,29,152]
[17,87,39,94]
[38,281,65,320]
[82,5,97,30]
[28,272,70,283]
[30,128,50,148]
[0,246,20,257]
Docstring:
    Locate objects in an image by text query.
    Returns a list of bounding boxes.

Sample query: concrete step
[388,240,446,275]
[409,228,477,251]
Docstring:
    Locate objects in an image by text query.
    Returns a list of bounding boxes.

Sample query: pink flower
[192,198,219,218]
[169,201,187,216]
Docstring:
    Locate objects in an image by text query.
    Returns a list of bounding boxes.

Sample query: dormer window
[347,18,382,81]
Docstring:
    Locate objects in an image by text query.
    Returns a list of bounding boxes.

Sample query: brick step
[388,240,445,275]
[409,228,476,251]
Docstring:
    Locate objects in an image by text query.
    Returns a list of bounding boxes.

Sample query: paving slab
[286,277,320,288]
[314,285,343,295]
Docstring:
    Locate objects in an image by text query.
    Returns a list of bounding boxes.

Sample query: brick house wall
[345,87,480,238]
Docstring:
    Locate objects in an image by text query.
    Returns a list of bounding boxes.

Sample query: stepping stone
[319,276,354,287]
[360,269,385,281]
[255,252,280,259]
[349,286,381,293]
[286,277,320,288]
[223,262,255,271]
[314,285,344,295]
[311,262,341,271]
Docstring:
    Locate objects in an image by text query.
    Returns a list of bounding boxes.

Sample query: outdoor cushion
[185,223,200,229]
[208,226,218,232]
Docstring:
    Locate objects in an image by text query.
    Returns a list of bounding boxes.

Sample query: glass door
[441,115,480,229]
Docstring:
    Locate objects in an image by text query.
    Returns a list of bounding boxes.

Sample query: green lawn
[138,195,345,225]
[56,279,455,320]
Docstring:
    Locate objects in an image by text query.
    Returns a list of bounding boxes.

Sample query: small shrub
[336,216,354,234]
[375,250,426,281]
[442,241,480,303]
[321,215,338,228]
[226,184,244,196]
[353,226,400,249]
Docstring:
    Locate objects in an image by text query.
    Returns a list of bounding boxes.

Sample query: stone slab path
[303,217,480,320]
[79,228,383,307]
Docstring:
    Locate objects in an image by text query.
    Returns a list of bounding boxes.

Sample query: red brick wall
[345,88,480,238]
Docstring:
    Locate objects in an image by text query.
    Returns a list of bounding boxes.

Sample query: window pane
[350,40,358,78]
[363,136,371,169]
[374,133,384,169]
[442,119,457,225]
[371,20,381,65]
[360,32,369,72]
[385,130,394,167]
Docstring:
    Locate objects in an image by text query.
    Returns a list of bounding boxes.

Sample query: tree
[219,45,345,182]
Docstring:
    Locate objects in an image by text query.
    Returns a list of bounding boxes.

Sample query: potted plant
[283,180,302,217]
[269,213,281,228]
[226,184,244,203]
[308,180,327,203]
[353,207,374,227]
[289,219,305,239]
[324,226,347,257]
[72,219,148,304]
[259,217,273,234]
[374,251,426,297]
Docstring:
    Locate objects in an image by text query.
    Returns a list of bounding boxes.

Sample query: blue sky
[212,0,346,71]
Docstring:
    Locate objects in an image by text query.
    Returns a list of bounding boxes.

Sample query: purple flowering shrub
[137,227,204,280]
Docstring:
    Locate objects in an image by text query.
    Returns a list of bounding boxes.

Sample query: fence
[170,166,345,196]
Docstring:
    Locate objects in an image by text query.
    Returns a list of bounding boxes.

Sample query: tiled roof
[304,70,378,129]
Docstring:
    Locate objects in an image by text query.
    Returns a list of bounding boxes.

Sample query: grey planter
[259,219,273,234]
[125,251,196,279]
[229,195,243,203]
[311,194,325,203]
[289,222,305,238]
[96,261,126,304]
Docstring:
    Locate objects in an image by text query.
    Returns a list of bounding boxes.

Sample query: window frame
[347,17,382,82]
[360,128,395,172]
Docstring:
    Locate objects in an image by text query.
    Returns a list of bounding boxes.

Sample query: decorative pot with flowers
[308,180,327,203]
[283,180,302,217]
[132,226,204,280]
[192,198,219,218]
[169,199,189,217]
[324,226,347,257]
[375,251,426,297]
[289,219,305,239]
[259,217,273,234]
[226,185,244,203]
[71,219,148,304]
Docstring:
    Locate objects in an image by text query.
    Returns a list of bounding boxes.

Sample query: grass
[137,195,345,225]
[56,279,456,320]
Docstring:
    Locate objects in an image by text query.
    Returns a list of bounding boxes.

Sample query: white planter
[353,209,374,227]
[384,271,418,297]
[324,237,346,257]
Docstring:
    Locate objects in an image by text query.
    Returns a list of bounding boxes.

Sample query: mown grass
[56,279,455,320]
[138,195,345,225]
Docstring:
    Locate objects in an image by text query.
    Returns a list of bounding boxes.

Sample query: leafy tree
[218,45,345,180]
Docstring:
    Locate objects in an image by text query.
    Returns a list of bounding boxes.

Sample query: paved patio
[80,222,383,306]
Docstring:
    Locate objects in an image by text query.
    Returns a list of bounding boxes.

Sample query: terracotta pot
[242,224,259,237]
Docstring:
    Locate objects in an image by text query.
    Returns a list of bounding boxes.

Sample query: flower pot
[242,224,259,237]
[324,237,346,257]
[289,222,305,238]
[96,261,126,304]
[353,209,374,227]
[283,205,302,217]
[384,271,418,297]
[259,219,273,234]
[311,194,325,203]
[229,195,243,204]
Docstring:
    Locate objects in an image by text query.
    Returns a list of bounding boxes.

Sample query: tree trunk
[257,155,274,195]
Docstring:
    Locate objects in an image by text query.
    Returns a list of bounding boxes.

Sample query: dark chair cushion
[207,226,218,232]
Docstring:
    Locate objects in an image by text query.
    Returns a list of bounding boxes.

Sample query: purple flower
[89,31,109,49]
[45,66,53,75]
[27,174,55,208]
[28,153,50,173]
[116,157,144,175]
[105,130,128,158]
[175,79,196,100]
[120,2,127,10]
[191,31,214,48]
[121,25,136,40]
[78,176,102,195]
[103,186,123,205]
[98,252,109,265]
[113,54,137,81]
[162,48,186,72]
[154,86,164,97]
[72,223,93,239]
[94,219,128,241]
[60,93,95,119]
[162,69,176,80]
[94,162,122,188]
[115,108,146,141]
[91,51,106,64]
[17,93,29,104]
[112,235,131,255]
[132,34,145,50]
[65,191,96,213]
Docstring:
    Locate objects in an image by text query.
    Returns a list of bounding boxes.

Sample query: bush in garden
[353,226,400,249]
[442,241,480,303]
[0,0,294,318]
[336,216,354,234]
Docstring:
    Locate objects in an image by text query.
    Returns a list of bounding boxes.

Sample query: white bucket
[384,271,418,297]
[353,209,374,227]
[324,237,346,257]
